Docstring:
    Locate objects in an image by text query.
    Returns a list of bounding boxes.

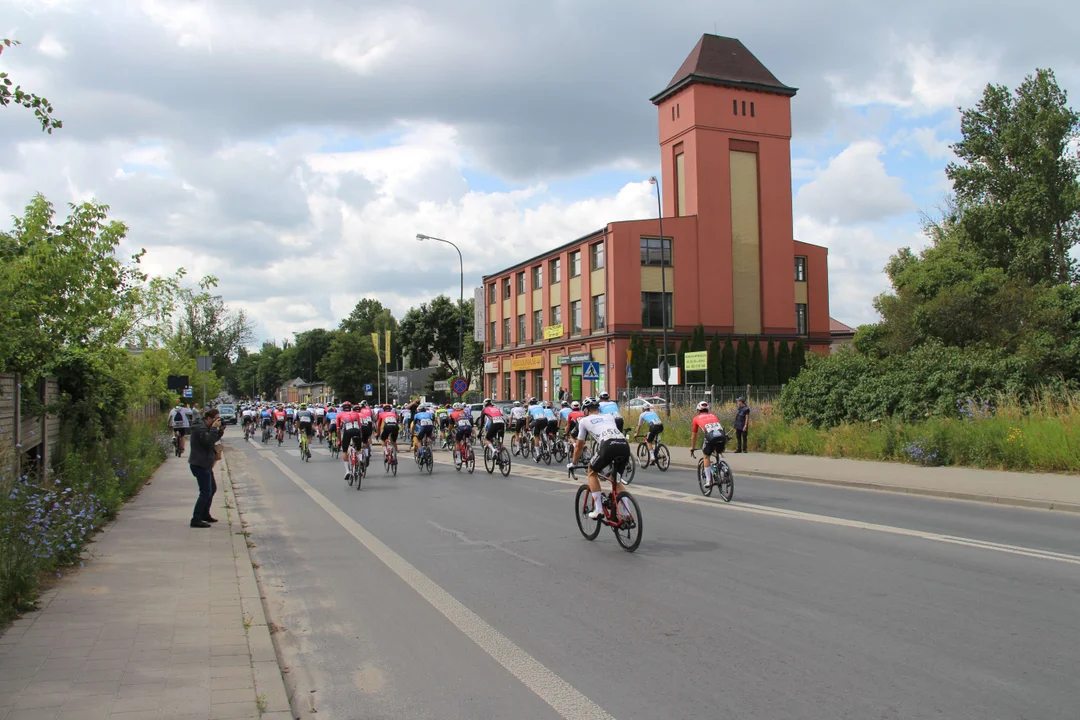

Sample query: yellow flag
[384,331,391,363]
[371,332,380,362]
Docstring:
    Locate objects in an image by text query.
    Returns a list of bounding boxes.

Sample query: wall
[795,240,830,338]
[1,373,60,479]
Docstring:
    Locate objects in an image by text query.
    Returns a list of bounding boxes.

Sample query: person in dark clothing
[733,397,750,453]
[188,408,224,528]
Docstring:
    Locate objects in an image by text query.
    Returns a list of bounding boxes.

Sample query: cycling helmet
[599,391,610,401]
[300,404,307,410]
[383,404,392,411]
[513,400,521,407]
[581,397,599,411]
[529,397,538,405]
[341,401,353,409]
[571,401,580,410]
[359,400,367,408]
[453,402,461,410]
[483,398,492,407]
[561,401,569,408]
[641,402,652,410]
[696,401,710,412]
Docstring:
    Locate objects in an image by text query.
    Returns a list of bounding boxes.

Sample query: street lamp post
[416,234,465,387]
[648,177,671,417]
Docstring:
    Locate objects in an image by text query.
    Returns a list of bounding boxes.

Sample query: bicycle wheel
[697,459,713,497]
[717,460,734,502]
[391,454,398,476]
[466,450,475,474]
[574,485,602,541]
[655,444,670,472]
[454,447,463,471]
[620,453,636,485]
[612,492,643,552]
[636,443,649,468]
[484,447,495,474]
[511,434,520,457]
[498,447,512,477]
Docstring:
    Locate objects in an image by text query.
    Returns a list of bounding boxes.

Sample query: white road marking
[262,453,615,720]
[452,460,1080,567]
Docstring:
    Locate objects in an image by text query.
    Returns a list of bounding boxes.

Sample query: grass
[623,389,1080,473]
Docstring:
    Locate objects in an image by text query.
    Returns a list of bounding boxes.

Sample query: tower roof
[651,34,797,104]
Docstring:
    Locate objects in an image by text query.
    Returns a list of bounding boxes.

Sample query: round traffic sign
[451,377,468,395]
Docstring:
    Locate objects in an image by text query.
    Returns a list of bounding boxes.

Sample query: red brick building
[480,34,830,402]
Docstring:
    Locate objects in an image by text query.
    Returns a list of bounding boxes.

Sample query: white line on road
[480,461,1080,567]
[262,452,615,720]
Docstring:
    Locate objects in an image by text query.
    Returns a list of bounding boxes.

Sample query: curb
[221,454,294,720]
[663,458,1080,513]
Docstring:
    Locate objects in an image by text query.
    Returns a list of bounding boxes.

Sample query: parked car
[218,405,238,425]
[624,396,668,413]
[469,403,485,424]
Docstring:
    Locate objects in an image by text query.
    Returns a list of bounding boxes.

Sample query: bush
[0,416,167,621]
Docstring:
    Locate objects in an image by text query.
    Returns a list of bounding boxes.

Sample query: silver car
[218,405,238,425]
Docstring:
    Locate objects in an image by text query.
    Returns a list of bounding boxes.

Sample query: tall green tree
[948,69,1080,284]
[764,339,778,385]
[735,336,751,386]
[707,332,722,387]
[316,332,379,402]
[171,276,255,375]
[645,336,659,382]
[1,39,63,132]
[792,338,807,379]
[256,343,284,397]
[398,295,482,386]
[777,339,792,385]
[750,339,765,385]
[721,334,737,386]
[629,334,646,388]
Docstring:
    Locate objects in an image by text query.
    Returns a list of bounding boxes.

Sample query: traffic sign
[183,386,193,398]
[451,377,468,395]
[626,365,632,381]
[364,384,373,396]
[582,361,600,381]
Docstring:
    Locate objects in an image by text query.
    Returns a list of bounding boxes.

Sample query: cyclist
[481,398,505,454]
[378,404,399,461]
[357,401,375,465]
[326,404,338,437]
[284,404,295,435]
[296,403,315,449]
[689,401,728,490]
[565,400,584,440]
[413,404,436,456]
[597,391,624,434]
[557,400,572,434]
[543,401,559,446]
[569,397,632,519]
[273,405,287,442]
[260,405,273,438]
[400,404,413,442]
[337,401,362,480]
[509,401,528,445]
[634,403,665,463]
[453,406,473,464]
[314,403,326,438]
[170,401,190,455]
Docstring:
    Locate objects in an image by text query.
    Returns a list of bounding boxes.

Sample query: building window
[641,292,673,329]
[569,250,581,277]
[533,309,543,340]
[640,237,672,266]
[517,314,526,345]
[733,99,738,115]
[518,372,527,401]
[796,303,808,335]
[502,318,511,347]
[503,372,511,400]
[592,294,605,331]
[676,103,680,119]
[742,100,747,116]
[795,256,807,282]
[671,106,675,121]
[675,151,686,217]
[532,265,543,289]
[550,304,562,328]
[590,241,605,271]
[532,370,543,400]
[487,283,496,305]
[750,101,755,117]
[502,278,511,299]
[517,271,526,295]
[550,257,561,284]
[489,321,495,350]
[570,300,582,335]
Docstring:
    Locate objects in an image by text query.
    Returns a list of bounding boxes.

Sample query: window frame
[550,304,562,331]
[532,265,543,290]
[502,317,511,347]
[570,299,582,335]
[533,309,543,340]
[639,236,672,267]
[516,271,526,295]
[549,257,561,284]
[592,294,606,332]
[796,303,808,335]
[569,250,581,278]
[502,278,511,300]
[517,314,526,346]
[794,256,807,282]
[641,291,673,329]
[590,241,605,271]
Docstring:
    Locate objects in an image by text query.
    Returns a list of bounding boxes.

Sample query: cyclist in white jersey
[569,398,631,518]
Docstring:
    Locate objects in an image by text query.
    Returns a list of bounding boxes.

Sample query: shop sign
[511,356,544,371]
[484,361,499,374]
[543,324,564,340]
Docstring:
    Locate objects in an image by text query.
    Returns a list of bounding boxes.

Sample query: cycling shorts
[360,422,373,441]
[702,431,728,457]
[299,422,314,437]
[415,425,434,441]
[590,437,631,475]
[531,417,548,435]
[485,421,505,442]
[646,423,664,443]
[455,426,473,442]
[512,417,527,433]
[380,426,399,443]
[275,419,285,429]
[173,427,187,437]
[340,430,362,452]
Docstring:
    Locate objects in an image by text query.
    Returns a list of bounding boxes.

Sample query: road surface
[225,434,1080,720]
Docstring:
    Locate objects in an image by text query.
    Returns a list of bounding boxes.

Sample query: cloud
[795,141,915,224]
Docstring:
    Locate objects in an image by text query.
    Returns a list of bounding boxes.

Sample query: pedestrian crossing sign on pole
[582,361,600,382]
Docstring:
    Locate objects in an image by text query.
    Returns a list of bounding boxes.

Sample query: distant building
[275,377,306,404]
[481,34,831,402]
[830,318,857,353]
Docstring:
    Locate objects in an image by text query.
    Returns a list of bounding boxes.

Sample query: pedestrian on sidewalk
[733,397,750,453]
[189,407,224,528]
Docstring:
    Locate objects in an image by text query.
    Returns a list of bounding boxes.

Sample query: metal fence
[617,385,785,408]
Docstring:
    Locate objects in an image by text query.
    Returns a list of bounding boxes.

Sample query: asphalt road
[225,434,1080,720]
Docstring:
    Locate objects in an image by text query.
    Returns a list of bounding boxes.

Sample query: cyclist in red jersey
[480,399,505,454]
[377,404,399,459]
[356,401,375,465]
[689,401,729,490]
[565,401,584,440]
[336,402,362,481]
[273,406,287,442]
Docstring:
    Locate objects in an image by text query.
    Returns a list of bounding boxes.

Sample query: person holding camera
[189,407,224,528]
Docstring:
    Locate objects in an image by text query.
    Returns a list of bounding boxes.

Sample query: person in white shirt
[170,403,191,455]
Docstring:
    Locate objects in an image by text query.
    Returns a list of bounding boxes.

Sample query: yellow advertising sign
[384,331,391,362]
[371,333,380,362]
[684,351,708,371]
[511,356,544,371]
[543,323,564,340]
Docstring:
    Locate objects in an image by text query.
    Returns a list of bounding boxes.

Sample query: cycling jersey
[170,408,190,429]
[413,411,435,437]
[314,407,326,417]
[558,407,572,423]
[297,410,314,425]
[450,409,466,423]
[509,406,527,420]
[285,408,295,417]
[576,413,631,473]
[378,410,398,428]
[326,411,338,426]
[692,412,727,454]
[543,408,557,422]
[638,410,662,427]
[482,406,505,423]
[598,401,621,418]
[527,405,547,420]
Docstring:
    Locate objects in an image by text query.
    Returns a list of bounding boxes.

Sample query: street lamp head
[649,176,657,185]
[416,233,428,241]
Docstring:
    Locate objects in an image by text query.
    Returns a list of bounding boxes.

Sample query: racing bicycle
[299,430,311,462]
[569,461,643,553]
[346,440,363,490]
[634,432,670,472]
[691,447,734,501]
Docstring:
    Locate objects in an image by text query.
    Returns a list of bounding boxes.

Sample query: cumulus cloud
[795,141,915,224]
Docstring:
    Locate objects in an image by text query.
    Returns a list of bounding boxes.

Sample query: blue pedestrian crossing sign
[582,361,600,381]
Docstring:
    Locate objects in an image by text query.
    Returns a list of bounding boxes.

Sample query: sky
[2,0,1079,344]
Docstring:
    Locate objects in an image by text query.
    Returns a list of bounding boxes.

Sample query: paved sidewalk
[661,446,1080,511]
[0,456,291,720]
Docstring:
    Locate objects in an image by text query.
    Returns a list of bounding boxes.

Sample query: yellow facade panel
[569,276,581,302]
[590,269,606,293]
[640,266,675,293]
[730,150,762,335]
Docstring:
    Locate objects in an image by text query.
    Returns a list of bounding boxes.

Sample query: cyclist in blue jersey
[527,397,548,441]
[412,405,436,455]
[634,403,664,463]
[597,391,624,434]
[543,402,558,444]
[558,401,572,434]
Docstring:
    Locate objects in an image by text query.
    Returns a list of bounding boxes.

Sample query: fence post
[12,372,21,462]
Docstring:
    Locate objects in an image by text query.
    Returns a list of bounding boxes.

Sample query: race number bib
[457,418,472,429]
[344,420,359,431]
[705,422,722,434]
[419,418,434,427]
[383,416,397,425]
[361,416,372,425]
[599,428,624,441]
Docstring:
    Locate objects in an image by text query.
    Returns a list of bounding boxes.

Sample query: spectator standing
[733,397,750,453]
[189,408,224,528]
